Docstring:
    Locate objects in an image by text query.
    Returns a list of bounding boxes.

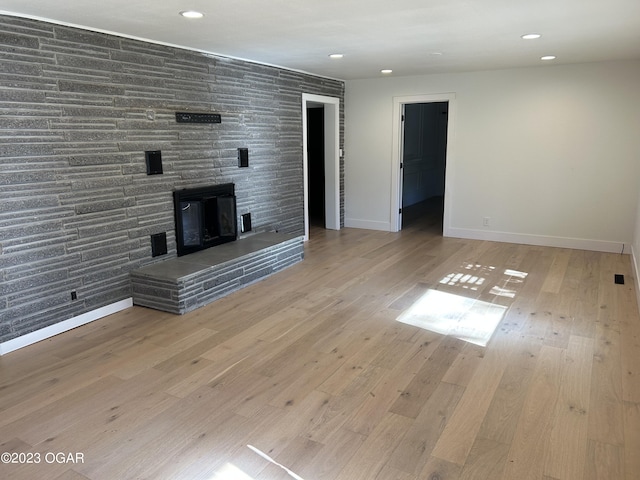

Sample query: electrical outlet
[483,217,490,227]
[241,213,252,233]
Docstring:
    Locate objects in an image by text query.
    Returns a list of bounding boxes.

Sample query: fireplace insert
[173,183,237,256]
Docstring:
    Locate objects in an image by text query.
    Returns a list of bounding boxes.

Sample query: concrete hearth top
[133,232,301,281]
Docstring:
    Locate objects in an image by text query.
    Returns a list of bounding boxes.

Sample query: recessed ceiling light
[329,54,344,59]
[180,10,204,19]
[381,69,393,74]
[541,55,556,61]
[522,33,541,40]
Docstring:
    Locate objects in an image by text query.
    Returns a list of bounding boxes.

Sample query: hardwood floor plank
[500,345,564,480]
[249,389,333,460]
[375,465,418,480]
[539,292,573,349]
[585,439,624,480]
[543,335,594,480]
[299,428,367,480]
[458,437,509,480]
[110,327,220,380]
[334,412,413,480]
[477,340,541,445]
[35,379,179,460]
[0,343,125,419]
[136,412,260,480]
[85,399,256,479]
[418,456,462,480]
[387,381,464,475]
[342,367,415,436]
[318,327,402,396]
[622,401,640,479]
[430,334,509,466]
[541,248,572,294]
[441,341,485,387]
[572,250,601,339]
[305,364,388,443]
[588,322,625,446]
[0,375,126,444]
[268,349,348,410]
[389,336,465,419]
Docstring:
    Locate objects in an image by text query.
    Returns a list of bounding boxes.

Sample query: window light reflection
[396,289,507,346]
[439,265,528,297]
[246,445,305,480]
[208,463,254,479]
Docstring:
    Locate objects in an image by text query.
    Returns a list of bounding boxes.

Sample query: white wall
[345,60,640,252]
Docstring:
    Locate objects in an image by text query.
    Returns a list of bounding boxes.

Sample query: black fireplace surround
[174,183,237,256]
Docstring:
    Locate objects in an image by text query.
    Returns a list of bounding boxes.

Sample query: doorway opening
[401,102,448,230]
[391,93,455,234]
[306,105,325,228]
[302,93,340,240]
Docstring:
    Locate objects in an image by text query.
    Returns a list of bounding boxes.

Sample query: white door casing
[302,93,340,240]
[391,93,456,233]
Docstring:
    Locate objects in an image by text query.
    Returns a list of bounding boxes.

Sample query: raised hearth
[131,232,303,314]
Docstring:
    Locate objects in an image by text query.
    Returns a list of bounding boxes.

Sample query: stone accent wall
[0,15,344,343]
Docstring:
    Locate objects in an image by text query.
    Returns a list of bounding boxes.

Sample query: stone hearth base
[131,232,304,314]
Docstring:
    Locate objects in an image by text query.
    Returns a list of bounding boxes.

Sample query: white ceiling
[2,0,640,80]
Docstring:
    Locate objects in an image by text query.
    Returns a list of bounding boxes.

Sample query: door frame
[391,93,456,233]
[302,93,340,240]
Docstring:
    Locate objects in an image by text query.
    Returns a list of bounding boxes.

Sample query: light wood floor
[2,203,640,480]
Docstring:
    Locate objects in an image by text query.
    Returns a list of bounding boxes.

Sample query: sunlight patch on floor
[439,263,493,291]
[208,462,254,479]
[490,268,529,298]
[439,264,528,300]
[396,289,507,346]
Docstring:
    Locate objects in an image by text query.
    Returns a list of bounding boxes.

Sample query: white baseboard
[632,245,640,312]
[0,298,133,356]
[344,218,391,231]
[446,227,630,254]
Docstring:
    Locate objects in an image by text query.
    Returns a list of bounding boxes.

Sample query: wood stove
[173,183,237,256]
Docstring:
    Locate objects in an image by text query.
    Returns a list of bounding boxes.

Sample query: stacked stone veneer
[131,233,303,314]
[0,15,344,344]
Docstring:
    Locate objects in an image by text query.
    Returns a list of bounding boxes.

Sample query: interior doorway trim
[391,93,456,234]
[302,93,340,240]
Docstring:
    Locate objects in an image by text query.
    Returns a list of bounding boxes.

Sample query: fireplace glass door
[179,200,202,247]
[217,196,236,237]
[174,183,238,256]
